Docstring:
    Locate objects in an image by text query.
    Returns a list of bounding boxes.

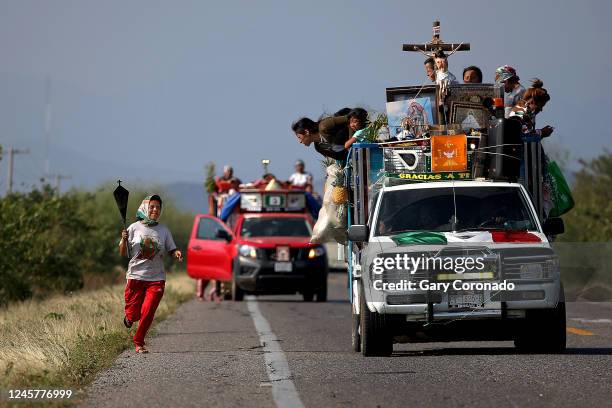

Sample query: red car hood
[238,236,314,248]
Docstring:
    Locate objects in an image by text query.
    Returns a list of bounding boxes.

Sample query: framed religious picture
[386,85,439,126]
[386,97,435,138]
[450,102,490,131]
[445,83,501,106]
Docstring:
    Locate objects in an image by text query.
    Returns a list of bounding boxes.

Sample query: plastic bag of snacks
[310,164,348,244]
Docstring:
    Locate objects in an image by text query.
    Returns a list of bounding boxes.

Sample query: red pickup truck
[186,189,328,302]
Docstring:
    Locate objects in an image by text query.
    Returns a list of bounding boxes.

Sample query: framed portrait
[450,102,490,131]
[386,85,439,125]
[386,97,434,138]
[445,83,500,106]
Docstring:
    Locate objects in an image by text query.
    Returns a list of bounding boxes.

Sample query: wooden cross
[403,21,471,124]
[403,21,470,57]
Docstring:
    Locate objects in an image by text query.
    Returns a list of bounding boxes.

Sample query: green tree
[560,151,612,242]
[0,183,194,305]
[0,187,85,304]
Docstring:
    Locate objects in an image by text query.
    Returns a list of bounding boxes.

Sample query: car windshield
[375,186,537,236]
[241,217,312,238]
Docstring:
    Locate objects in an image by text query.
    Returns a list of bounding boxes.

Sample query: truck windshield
[375,186,537,235]
[241,217,312,238]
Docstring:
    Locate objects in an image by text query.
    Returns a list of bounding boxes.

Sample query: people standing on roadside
[288,160,313,192]
[495,65,526,118]
[119,194,183,354]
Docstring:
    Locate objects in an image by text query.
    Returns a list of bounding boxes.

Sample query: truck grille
[372,247,499,283]
[263,248,305,261]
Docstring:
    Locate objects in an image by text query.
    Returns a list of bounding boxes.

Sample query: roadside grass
[554,242,612,301]
[0,272,194,407]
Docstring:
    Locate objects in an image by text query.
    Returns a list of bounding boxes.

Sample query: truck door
[187,215,236,281]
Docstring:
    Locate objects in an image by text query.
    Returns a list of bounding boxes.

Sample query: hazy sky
[1,0,611,191]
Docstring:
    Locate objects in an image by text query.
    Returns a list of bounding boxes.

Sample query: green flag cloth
[547,160,575,217]
[391,231,447,245]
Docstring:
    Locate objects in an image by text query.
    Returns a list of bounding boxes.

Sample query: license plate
[274,262,293,272]
[276,246,290,262]
[449,293,484,308]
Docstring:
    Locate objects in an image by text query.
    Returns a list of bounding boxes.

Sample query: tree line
[0,183,193,305]
[0,151,610,305]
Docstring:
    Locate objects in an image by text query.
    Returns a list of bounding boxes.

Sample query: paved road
[84,274,612,408]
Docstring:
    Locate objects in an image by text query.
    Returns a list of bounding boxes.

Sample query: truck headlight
[308,247,325,259]
[239,245,258,259]
[520,263,544,279]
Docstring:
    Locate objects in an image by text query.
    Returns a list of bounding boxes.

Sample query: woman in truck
[291,108,367,161]
[509,79,555,218]
[509,79,553,138]
[119,194,183,353]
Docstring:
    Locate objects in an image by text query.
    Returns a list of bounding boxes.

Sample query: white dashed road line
[246,296,305,408]
[570,318,612,324]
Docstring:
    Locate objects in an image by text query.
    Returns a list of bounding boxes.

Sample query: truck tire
[316,281,328,302]
[360,286,392,357]
[232,279,244,301]
[514,285,566,353]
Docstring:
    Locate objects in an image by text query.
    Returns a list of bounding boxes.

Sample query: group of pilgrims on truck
[289,21,573,245]
[284,21,575,356]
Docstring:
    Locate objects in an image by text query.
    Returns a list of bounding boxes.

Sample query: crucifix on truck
[403,21,471,123]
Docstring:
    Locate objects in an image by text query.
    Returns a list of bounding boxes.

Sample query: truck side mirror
[543,218,564,236]
[348,225,369,242]
[216,229,232,242]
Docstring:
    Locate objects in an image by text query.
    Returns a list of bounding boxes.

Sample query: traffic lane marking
[246,295,305,408]
[566,327,596,336]
[570,318,612,324]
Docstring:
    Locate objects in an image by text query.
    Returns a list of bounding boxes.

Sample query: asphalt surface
[83,274,612,408]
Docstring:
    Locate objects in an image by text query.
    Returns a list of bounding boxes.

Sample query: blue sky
[0,0,610,192]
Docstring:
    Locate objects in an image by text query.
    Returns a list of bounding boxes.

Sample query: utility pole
[7,147,30,194]
[44,76,52,176]
[53,174,71,194]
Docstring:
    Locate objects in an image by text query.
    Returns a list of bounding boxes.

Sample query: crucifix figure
[403,21,471,121]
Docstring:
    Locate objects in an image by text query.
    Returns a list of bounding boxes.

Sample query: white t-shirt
[124,221,177,281]
[288,172,313,188]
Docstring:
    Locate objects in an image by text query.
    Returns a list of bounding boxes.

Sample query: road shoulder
[82,298,273,408]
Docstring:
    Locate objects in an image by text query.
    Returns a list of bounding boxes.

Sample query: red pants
[124,279,165,347]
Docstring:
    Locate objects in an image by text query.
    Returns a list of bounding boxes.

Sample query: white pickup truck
[348,179,566,356]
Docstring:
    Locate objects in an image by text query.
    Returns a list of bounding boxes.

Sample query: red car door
[187,215,236,281]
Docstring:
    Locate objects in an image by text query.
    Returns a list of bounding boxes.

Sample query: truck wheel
[360,286,392,357]
[316,281,327,302]
[232,280,244,301]
[514,285,566,353]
